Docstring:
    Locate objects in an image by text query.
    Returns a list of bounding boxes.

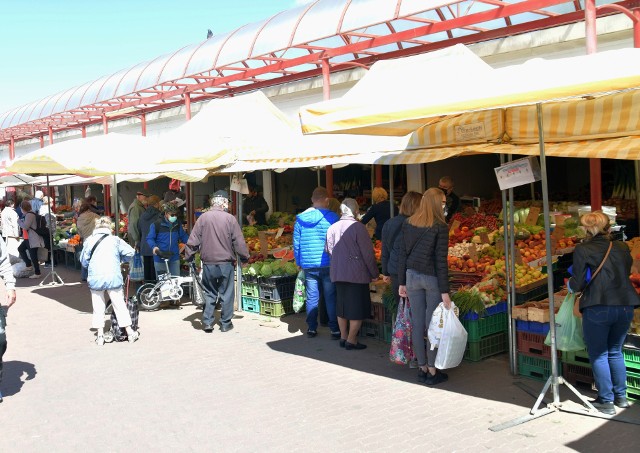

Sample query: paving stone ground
[1,267,639,452]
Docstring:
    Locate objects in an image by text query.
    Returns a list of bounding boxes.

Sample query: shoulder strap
[582,241,613,291]
[26,212,38,232]
[88,234,109,263]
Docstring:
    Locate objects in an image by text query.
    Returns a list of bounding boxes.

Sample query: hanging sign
[494,156,541,191]
[454,122,486,142]
[231,176,249,194]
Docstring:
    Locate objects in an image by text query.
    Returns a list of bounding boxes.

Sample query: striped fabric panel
[506,91,640,144]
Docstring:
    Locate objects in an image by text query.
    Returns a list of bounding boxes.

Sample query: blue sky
[0,0,309,115]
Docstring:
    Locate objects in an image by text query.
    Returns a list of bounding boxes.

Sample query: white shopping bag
[6,237,22,265]
[434,302,468,370]
[427,302,446,350]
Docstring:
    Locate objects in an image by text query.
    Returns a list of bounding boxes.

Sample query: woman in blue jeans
[398,188,451,386]
[569,212,639,415]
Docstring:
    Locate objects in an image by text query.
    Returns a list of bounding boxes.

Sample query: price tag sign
[525,207,540,226]
[514,248,524,265]
[479,232,491,244]
[258,231,269,256]
[555,214,566,226]
[468,246,479,263]
[494,156,541,191]
[552,225,565,241]
[495,238,504,253]
[275,228,284,239]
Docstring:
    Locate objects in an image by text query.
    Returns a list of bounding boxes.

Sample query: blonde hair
[327,198,341,216]
[581,212,610,237]
[408,188,446,228]
[399,191,422,217]
[372,187,388,204]
[95,216,114,231]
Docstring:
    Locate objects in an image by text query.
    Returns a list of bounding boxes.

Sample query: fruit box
[512,302,537,321]
[515,279,547,294]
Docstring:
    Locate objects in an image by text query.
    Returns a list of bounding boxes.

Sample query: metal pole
[113,175,120,238]
[389,164,395,219]
[635,161,640,228]
[507,162,518,376]
[39,173,64,286]
[537,103,559,404]
[500,154,516,375]
[236,172,243,313]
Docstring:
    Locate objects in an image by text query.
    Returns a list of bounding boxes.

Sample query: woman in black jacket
[361,187,398,239]
[138,195,162,283]
[568,212,639,414]
[398,188,451,386]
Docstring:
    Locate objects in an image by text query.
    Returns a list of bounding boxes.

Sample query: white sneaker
[96,336,105,346]
[29,274,41,279]
[128,331,140,343]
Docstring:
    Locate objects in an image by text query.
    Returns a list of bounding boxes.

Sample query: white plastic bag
[12,262,34,278]
[427,302,446,350]
[435,303,468,370]
[7,237,22,265]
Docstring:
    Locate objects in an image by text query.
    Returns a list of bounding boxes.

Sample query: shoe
[345,341,367,350]
[307,330,317,338]
[614,397,630,409]
[409,359,418,369]
[418,368,430,384]
[25,265,33,270]
[339,339,346,348]
[203,324,214,333]
[128,331,140,343]
[331,331,341,340]
[589,397,616,415]
[215,302,222,310]
[96,336,105,346]
[220,323,234,333]
[29,274,41,279]
[426,370,449,386]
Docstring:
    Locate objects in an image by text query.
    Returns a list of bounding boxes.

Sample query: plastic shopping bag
[292,270,306,313]
[129,252,144,282]
[545,293,585,352]
[434,302,468,369]
[389,297,413,365]
[427,302,446,350]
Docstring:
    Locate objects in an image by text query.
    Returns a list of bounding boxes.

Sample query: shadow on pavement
[31,284,92,313]
[1,360,37,397]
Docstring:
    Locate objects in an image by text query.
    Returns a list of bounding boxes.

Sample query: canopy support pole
[236,172,243,313]
[491,103,640,431]
[500,154,515,375]
[39,173,64,287]
[389,165,395,219]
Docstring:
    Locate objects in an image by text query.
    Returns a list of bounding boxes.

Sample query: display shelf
[464,332,507,362]
[461,312,508,342]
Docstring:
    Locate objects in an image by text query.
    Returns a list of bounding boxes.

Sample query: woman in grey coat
[326,198,379,350]
[17,201,45,279]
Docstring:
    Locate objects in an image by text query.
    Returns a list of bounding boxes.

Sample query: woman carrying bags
[397,188,451,386]
[568,212,639,414]
[326,198,379,350]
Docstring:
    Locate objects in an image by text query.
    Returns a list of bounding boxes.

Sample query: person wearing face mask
[146,202,189,279]
[438,176,460,223]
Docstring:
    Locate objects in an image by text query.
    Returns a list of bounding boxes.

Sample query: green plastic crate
[518,353,554,382]
[241,296,260,313]
[562,349,591,367]
[382,322,393,344]
[464,332,507,362]
[461,312,508,342]
[241,282,260,298]
[623,347,640,371]
[626,370,640,392]
[359,319,383,340]
[259,299,293,317]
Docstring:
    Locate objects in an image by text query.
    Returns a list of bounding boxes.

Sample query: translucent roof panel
[63,82,95,112]
[215,22,266,68]
[96,68,133,102]
[113,62,152,98]
[340,0,399,32]
[50,87,82,116]
[158,43,203,82]
[36,91,70,120]
[8,105,30,128]
[26,95,57,122]
[79,75,115,107]
[183,34,228,77]
[250,8,303,57]
[397,0,461,17]
[134,55,173,92]
[291,0,347,45]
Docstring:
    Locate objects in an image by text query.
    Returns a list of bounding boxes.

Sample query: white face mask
[168,216,177,223]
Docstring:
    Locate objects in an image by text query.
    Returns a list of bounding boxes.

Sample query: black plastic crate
[258,275,296,301]
[515,283,548,305]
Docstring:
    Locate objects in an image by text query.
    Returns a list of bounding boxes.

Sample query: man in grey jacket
[0,233,17,403]
[185,191,249,333]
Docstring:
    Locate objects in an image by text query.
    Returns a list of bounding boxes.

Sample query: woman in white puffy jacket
[80,216,138,345]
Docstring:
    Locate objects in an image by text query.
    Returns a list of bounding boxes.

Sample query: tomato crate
[517,331,562,359]
[517,353,555,382]
[259,298,293,317]
[464,332,507,362]
[241,282,260,298]
[515,320,550,335]
[359,319,384,341]
[258,275,296,301]
[562,349,591,367]
[461,312,508,342]
[623,347,640,371]
[371,302,386,322]
[563,363,596,392]
[241,296,260,314]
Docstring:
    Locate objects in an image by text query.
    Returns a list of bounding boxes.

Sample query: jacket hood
[93,227,112,236]
[141,206,160,221]
[297,207,334,228]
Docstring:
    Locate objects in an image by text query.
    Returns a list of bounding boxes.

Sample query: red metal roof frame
[1,0,637,145]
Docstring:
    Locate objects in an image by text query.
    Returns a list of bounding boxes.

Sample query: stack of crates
[258,275,296,317]
[361,280,389,342]
[240,275,261,313]
[624,347,640,401]
[515,319,554,381]
[461,302,509,362]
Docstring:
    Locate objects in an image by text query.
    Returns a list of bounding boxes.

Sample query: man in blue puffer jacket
[294,187,340,338]
[147,203,189,279]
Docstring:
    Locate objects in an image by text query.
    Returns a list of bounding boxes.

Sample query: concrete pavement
[1,266,639,452]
